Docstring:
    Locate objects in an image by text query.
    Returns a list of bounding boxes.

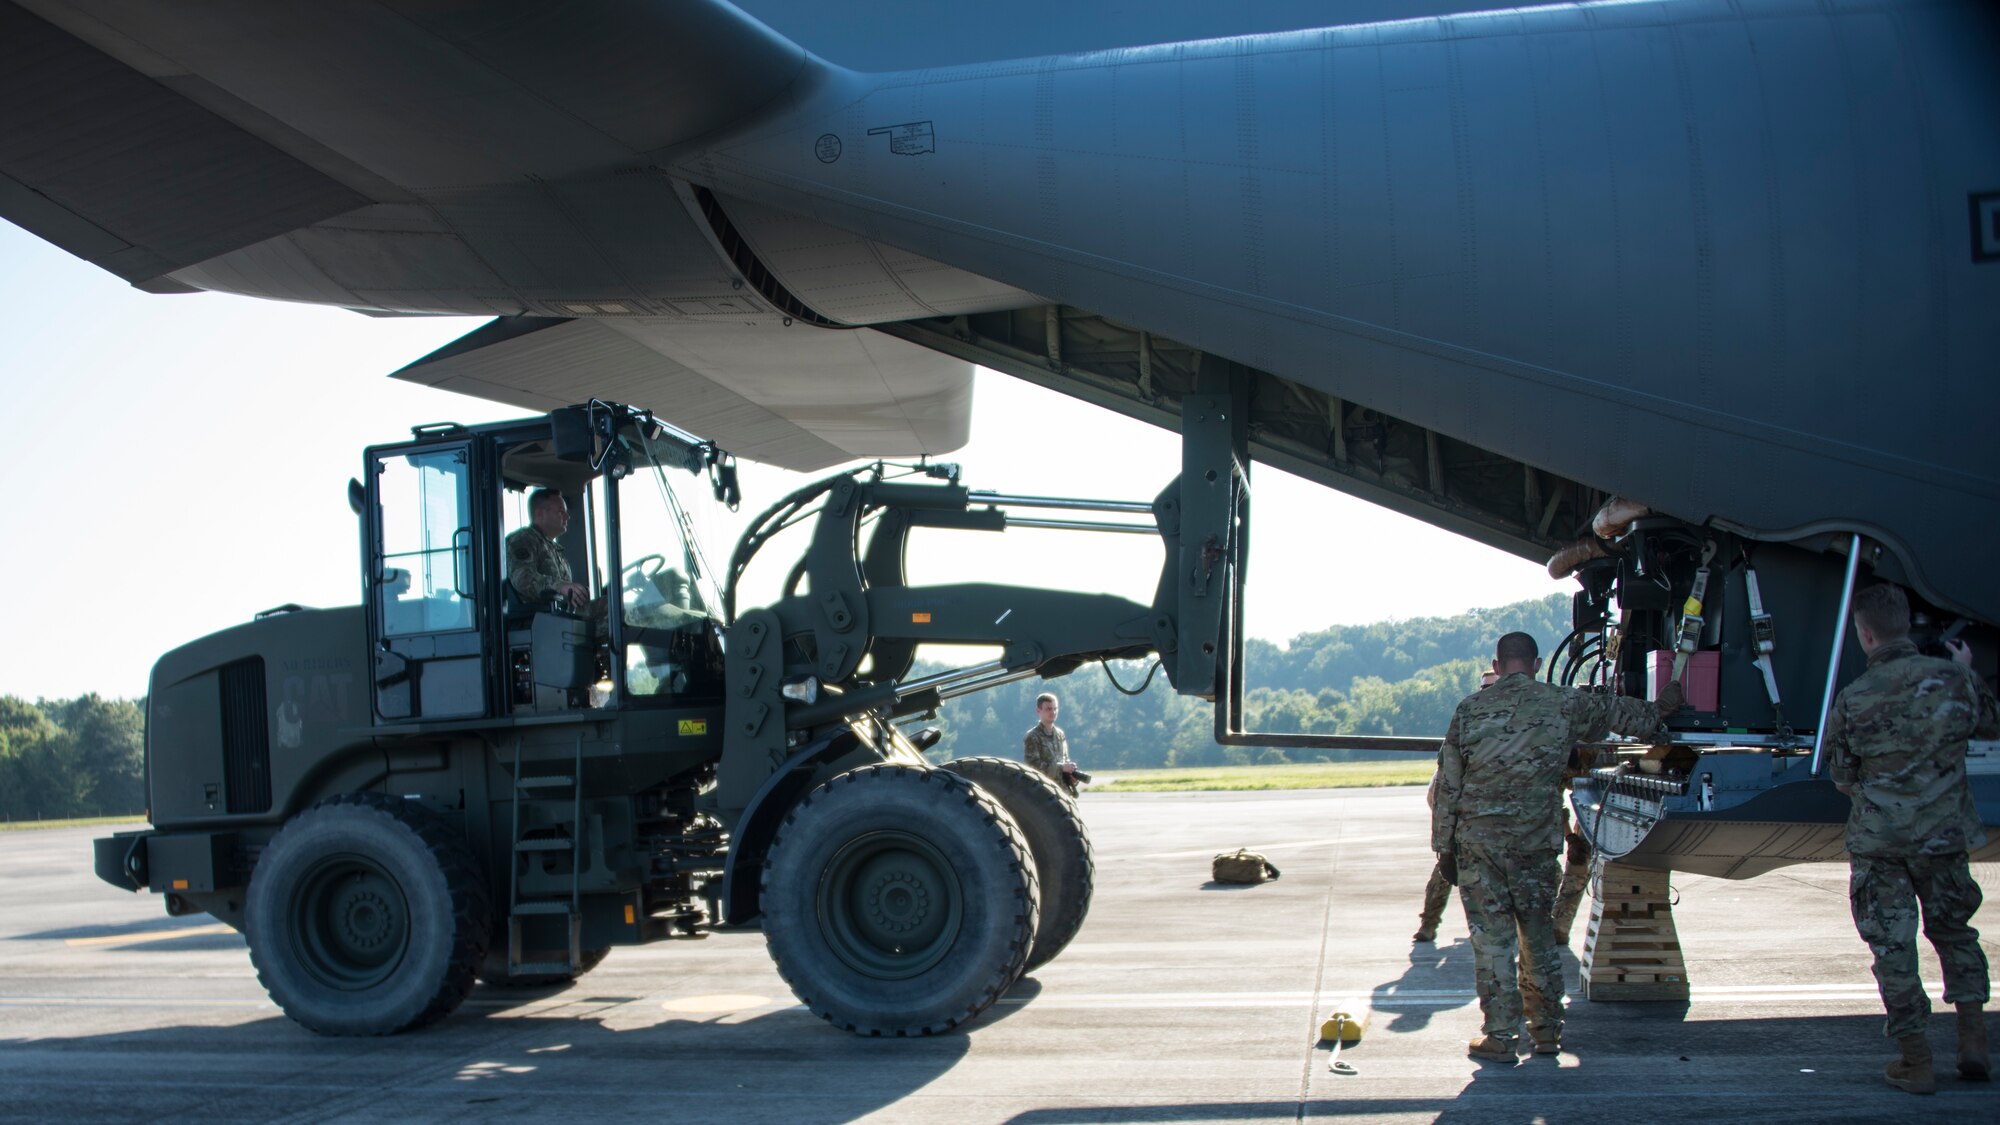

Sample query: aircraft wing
[0,0,1036,469]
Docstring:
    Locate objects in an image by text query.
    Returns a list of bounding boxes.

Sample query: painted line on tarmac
[62,923,235,949]
[0,980,1933,1015]
[996,982,1938,1010]
[1133,835,1402,860]
[0,995,271,1009]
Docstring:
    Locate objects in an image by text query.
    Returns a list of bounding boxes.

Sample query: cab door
[366,440,488,721]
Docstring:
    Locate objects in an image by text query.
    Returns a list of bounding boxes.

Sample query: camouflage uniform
[506,526,572,606]
[1431,673,1663,1044]
[1418,860,1453,934]
[1023,722,1071,783]
[1825,639,1998,1040]
[1552,815,1592,942]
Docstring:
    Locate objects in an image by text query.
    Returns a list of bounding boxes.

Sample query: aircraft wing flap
[0,4,371,285]
[391,316,973,472]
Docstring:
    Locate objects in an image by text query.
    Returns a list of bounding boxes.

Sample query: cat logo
[678,719,708,736]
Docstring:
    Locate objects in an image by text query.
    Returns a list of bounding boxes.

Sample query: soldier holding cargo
[1825,583,1996,1095]
[1024,692,1078,790]
[1432,632,1675,1061]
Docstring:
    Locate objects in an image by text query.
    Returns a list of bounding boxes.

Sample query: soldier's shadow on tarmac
[1369,937,1478,1032]
[994,1012,1949,1123]
[3,972,1046,1122]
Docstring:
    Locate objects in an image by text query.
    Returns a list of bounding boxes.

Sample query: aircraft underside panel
[692,0,2000,622]
[1573,750,2000,881]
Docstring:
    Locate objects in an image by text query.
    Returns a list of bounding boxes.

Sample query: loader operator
[1431,631,1677,1063]
[508,489,591,611]
[1825,583,1996,1095]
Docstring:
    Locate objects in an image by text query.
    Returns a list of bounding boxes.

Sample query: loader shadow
[0,982,993,1123]
[17,916,249,953]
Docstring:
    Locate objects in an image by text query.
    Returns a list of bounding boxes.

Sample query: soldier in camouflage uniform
[1825,583,1997,1094]
[1432,631,1673,1062]
[1023,692,1074,785]
[1551,809,1592,945]
[507,489,590,609]
[1415,671,1497,942]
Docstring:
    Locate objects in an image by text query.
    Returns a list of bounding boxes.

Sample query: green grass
[0,814,146,832]
[1091,760,1434,792]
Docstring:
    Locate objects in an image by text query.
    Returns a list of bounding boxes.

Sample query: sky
[0,219,1558,701]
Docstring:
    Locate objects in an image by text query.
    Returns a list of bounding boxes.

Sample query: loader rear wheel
[761,764,1038,1035]
[942,757,1094,970]
[246,793,490,1035]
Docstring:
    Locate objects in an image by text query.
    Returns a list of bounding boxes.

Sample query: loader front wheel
[761,764,1037,1035]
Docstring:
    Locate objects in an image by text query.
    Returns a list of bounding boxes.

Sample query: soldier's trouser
[1419,863,1452,928]
[1457,841,1565,1040]
[1552,827,1592,937]
[1850,851,1989,1039]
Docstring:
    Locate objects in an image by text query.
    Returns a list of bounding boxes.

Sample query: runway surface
[2,787,1994,1123]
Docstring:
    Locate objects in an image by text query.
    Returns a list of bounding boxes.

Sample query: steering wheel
[622,553,666,586]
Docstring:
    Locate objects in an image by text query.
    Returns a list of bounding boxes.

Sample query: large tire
[246,793,490,1035]
[477,944,609,987]
[761,764,1038,1035]
[942,756,1094,971]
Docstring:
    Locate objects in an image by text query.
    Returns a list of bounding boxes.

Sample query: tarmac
[2,786,1995,1123]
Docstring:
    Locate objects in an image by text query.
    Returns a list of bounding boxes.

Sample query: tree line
[0,695,145,821]
[919,593,1571,768]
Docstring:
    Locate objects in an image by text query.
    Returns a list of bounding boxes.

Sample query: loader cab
[361,404,732,726]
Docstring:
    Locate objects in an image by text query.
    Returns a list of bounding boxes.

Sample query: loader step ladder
[506,734,583,976]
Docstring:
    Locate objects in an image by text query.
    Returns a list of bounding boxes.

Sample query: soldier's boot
[1958,1003,1990,1081]
[1412,917,1439,943]
[1884,1033,1936,1095]
[1467,1035,1518,1063]
[1529,1026,1562,1055]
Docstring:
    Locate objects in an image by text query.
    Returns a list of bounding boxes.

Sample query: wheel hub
[867,871,932,934]
[817,831,964,980]
[291,855,410,990]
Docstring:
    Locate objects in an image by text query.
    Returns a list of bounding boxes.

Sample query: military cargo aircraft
[6,0,1996,888]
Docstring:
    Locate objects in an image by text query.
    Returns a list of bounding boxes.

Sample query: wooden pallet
[1580,863,1689,1001]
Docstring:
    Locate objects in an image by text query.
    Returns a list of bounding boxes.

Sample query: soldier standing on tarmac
[1432,632,1677,1062]
[1024,692,1077,789]
[1415,670,1497,943]
[1825,583,1997,1095]
[1552,808,1592,945]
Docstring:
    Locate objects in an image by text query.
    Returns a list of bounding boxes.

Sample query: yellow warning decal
[678,719,708,736]
[912,612,932,624]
